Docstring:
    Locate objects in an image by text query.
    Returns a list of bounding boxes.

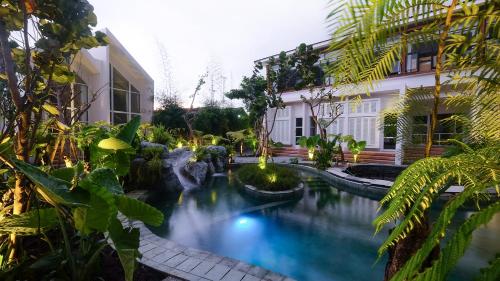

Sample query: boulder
[182,161,208,186]
[140,141,169,158]
[129,157,183,193]
[205,146,228,173]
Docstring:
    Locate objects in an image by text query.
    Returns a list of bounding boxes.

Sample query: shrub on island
[236,164,300,191]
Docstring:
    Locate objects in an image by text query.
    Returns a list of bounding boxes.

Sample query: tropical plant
[327,0,499,278]
[298,135,321,160]
[0,117,163,281]
[345,136,367,163]
[315,137,339,170]
[0,0,109,262]
[373,141,500,281]
[147,125,174,146]
[202,134,225,146]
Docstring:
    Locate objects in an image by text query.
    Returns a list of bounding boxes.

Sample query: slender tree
[0,0,108,261]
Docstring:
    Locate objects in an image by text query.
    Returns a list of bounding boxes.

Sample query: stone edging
[233,175,304,201]
[230,162,462,201]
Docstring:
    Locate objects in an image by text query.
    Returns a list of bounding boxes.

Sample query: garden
[0,0,499,281]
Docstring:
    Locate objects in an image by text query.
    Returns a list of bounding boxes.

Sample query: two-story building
[257,39,461,165]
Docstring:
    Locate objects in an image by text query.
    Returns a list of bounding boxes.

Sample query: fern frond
[412,201,500,281]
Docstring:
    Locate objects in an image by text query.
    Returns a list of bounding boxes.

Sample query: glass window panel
[406,53,418,72]
[338,117,344,135]
[131,84,139,94]
[355,118,362,139]
[295,118,303,127]
[74,83,88,108]
[131,92,140,113]
[113,68,129,91]
[363,102,370,113]
[348,118,356,136]
[370,101,377,112]
[113,89,127,112]
[369,117,376,145]
[113,112,128,125]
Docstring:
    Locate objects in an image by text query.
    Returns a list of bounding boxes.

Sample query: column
[394,87,405,165]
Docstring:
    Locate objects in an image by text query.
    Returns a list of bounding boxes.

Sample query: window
[58,76,89,124]
[411,114,463,145]
[390,60,400,75]
[110,67,140,124]
[295,118,303,144]
[412,116,428,144]
[406,53,418,72]
[348,116,377,146]
[407,42,438,73]
[383,115,397,149]
[434,114,463,143]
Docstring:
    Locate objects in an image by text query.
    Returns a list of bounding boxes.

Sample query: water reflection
[146,169,499,281]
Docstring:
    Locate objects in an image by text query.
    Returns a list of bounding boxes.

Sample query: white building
[70,28,154,124]
[258,40,460,165]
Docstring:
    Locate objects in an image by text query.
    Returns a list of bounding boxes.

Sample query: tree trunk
[385,1,458,279]
[0,19,30,263]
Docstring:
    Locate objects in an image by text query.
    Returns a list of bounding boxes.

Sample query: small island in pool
[236,163,301,191]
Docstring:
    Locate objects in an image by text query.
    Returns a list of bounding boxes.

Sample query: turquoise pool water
[146,168,500,281]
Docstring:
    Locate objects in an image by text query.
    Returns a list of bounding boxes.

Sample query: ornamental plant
[0,117,163,281]
[298,135,321,160]
[346,136,367,163]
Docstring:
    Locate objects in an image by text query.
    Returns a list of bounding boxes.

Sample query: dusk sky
[89,0,331,106]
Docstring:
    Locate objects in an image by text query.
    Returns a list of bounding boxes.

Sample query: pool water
[146,169,500,281]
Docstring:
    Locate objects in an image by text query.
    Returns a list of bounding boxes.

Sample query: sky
[89,0,332,107]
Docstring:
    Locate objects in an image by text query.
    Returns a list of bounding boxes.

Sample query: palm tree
[327,0,499,279]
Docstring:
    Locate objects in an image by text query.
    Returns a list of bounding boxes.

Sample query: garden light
[267,173,277,183]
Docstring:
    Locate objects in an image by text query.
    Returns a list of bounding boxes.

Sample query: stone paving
[121,217,295,281]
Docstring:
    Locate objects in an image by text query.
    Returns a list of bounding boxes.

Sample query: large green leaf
[50,167,75,182]
[73,194,113,235]
[115,195,163,226]
[13,159,89,207]
[0,208,58,235]
[98,137,131,151]
[108,217,140,281]
[102,151,131,177]
[116,116,141,144]
[82,168,123,195]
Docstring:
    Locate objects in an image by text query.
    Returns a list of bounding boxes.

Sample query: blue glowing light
[238,218,248,225]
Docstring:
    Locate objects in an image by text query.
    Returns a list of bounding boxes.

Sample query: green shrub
[147,125,174,146]
[236,164,300,191]
[137,147,163,186]
[142,146,164,160]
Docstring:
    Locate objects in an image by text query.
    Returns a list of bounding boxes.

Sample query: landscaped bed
[236,163,300,191]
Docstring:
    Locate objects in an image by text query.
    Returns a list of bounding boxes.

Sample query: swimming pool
[146,168,500,281]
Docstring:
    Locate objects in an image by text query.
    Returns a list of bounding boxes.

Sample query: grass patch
[236,164,300,191]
